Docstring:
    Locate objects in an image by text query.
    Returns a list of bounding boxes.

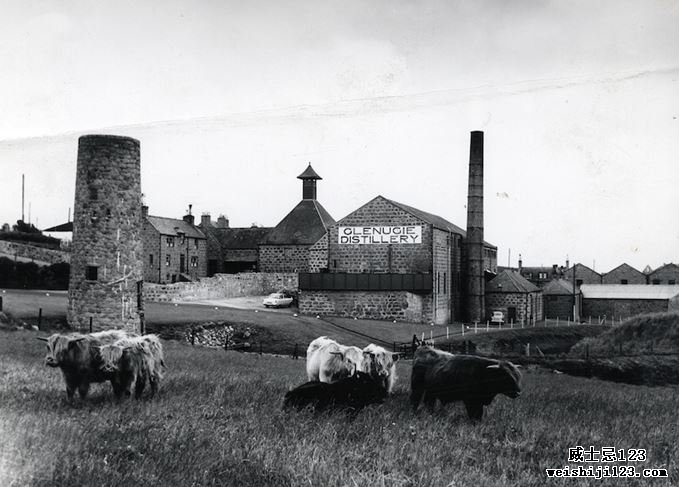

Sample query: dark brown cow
[38,330,130,399]
[411,346,521,420]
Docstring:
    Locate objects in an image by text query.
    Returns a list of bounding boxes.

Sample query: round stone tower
[67,135,144,333]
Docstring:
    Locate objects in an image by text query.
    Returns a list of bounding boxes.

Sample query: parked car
[490,311,505,324]
[263,292,294,308]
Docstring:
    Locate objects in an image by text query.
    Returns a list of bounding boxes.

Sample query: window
[652,279,660,285]
[179,233,185,245]
[191,256,198,267]
[194,238,199,249]
[620,279,628,285]
[576,279,583,287]
[166,236,175,247]
[149,254,154,265]
[443,272,447,294]
[669,280,676,285]
[538,272,548,279]
[166,254,171,266]
[86,266,98,281]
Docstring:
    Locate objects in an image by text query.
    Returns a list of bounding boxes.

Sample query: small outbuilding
[542,279,581,320]
[485,270,543,324]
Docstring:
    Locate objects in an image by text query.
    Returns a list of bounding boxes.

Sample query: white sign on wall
[338,226,422,244]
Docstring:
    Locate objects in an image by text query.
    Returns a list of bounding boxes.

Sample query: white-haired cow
[306,336,368,383]
[37,329,131,400]
[411,346,521,420]
[98,334,165,399]
[363,343,399,394]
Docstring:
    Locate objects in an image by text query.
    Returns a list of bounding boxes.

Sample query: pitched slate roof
[580,284,679,300]
[208,227,272,249]
[263,200,335,245]
[649,263,679,277]
[603,263,645,277]
[146,215,206,239]
[566,263,601,276]
[43,221,73,232]
[486,270,541,293]
[385,197,497,249]
[542,279,578,295]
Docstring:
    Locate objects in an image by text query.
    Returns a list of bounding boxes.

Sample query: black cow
[411,346,521,420]
[284,371,388,412]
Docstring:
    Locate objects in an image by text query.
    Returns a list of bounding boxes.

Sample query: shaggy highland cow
[306,336,368,383]
[363,343,399,394]
[98,334,165,399]
[411,346,521,420]
[284,371,387,412]
[38,329,131,399]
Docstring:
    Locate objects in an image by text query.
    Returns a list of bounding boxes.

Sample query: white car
[262,293,294,308]
[490,311,505,324]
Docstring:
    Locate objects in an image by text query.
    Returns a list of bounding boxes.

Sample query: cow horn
[486,364,501,369]
[36,337,49,342]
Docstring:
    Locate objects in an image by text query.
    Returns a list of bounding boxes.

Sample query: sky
[1,0,678,273]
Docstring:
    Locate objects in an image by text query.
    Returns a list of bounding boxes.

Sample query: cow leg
[410,387,424,412]
[65,383,76,400]
[464,400,483,421]
[149,375,159,397]
[77,382,90,399]
[134,373,146,399]
[423,392,436,412]
[111,378,123,399]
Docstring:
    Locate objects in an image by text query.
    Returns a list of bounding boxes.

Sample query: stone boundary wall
[0,240,70,265]
[144,272,298,302]
[299,290,430,323]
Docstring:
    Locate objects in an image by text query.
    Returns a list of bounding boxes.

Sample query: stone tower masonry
[67,135,144,333]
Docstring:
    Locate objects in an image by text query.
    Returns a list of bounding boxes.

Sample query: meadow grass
[1,330,677,486]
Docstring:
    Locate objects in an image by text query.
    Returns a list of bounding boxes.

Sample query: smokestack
[22,174,25,222]
[466,131,485,323]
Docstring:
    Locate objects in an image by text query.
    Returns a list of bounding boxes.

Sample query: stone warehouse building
[258,164,336,272]
[298,131,497,325]
[601,263,646,285]
[581,284,679,319]
[200,213,272,275]
[563,263,602,286]
[648,263,679,285]
[485,270,543,324]
[142,206,207,284]
[298,195,498,324]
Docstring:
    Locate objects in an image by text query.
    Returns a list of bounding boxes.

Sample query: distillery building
[258,164,336,273]
[298,131,498,325]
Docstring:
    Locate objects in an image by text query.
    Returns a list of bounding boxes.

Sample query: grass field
[1,331,677,486]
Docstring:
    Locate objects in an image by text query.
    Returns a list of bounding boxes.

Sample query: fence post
[0,296,3,311]
[38,308,42,329]
[464,340,469,355]
[461,324,464,336]
[293,343,299,360]
[447,327,449,339]
[556,317,559,327]
[525,343,530,357]
[474,322,478,334]
[486,321,489,331]
[259,343,263,355]
[589,316,592,325]
[89,317,93,334]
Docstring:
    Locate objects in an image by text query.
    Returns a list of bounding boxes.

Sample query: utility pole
[21,174,25,222]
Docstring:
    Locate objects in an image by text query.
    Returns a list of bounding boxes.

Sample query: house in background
[648,263,679,285]
[601,263,646,285]
[563,263,602,287]
[142,206,207,283]
[200,213,271,275]
[484,270,543,324]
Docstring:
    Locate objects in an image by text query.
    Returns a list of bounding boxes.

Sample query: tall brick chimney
[183,204,194,226]
[466,131,485,323]
[200,213,211,227]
